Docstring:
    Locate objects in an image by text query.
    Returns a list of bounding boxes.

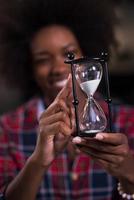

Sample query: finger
[78,139,127,156]
[89,155,123,177]
[56,73,72,100]
[90,156,117,175]
[72,136,92,144]
[70,107,75,129]
[78,145,122,164]
[72,135,128,156]
[54,135,71,155]
[65,89,75,131]
[40,98,70,119]
[66,89,73,106]
[40,121,73,138]
[95,132,128,146]
[39,111,71,127]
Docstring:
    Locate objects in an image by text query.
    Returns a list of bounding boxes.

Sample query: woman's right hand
[32,75,75,168]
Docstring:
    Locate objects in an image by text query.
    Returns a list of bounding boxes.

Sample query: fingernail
[72,136,82,143]
[67,73,71,80]
[95,133,104,140]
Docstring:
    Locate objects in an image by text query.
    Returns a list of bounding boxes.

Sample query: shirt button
[71,172,78,181]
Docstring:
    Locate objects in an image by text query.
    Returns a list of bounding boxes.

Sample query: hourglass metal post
[65,53,80,136]
[100,52,112,132]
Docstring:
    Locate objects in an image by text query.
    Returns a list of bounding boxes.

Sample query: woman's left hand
[72,132,134,183]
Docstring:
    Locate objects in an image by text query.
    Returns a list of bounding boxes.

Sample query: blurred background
[0,0,134,114]
[109,0,134,105]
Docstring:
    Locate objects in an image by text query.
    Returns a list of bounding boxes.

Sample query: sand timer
[65,53,112,137]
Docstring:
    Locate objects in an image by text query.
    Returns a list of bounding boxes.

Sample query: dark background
[108,0,134,105]
[0,0,134,114]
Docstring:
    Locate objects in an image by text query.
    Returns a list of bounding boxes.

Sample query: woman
[0,0,134,199]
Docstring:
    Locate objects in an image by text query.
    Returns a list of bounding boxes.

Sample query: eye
[33,57,50,66]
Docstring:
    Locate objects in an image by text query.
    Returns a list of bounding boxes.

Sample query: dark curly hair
[0,0,116,98]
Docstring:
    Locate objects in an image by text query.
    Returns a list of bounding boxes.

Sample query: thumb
[56,73,72,100]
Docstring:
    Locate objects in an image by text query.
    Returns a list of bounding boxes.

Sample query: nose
[51,56,69,74]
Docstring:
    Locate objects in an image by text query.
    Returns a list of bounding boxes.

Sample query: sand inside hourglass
[79,79,104,137]
[80,79,100,96]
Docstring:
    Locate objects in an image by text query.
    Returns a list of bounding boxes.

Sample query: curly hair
[0,0,116,98]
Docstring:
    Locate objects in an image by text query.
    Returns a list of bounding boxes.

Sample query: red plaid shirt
[0,97,134,200]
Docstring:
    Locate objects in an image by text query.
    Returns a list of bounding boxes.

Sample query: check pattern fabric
[0,97,134,200]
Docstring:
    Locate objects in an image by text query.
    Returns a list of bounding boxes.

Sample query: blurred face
[31,25,82,104]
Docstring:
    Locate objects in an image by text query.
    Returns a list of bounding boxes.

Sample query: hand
[33,74,75,167]
[72,133,134,183]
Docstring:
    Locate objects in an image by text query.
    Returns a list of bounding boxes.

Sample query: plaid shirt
[0,97,134,200]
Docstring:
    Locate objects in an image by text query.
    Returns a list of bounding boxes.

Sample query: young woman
[0,0,134,199]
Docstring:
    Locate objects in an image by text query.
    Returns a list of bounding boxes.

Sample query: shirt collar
[37,99,45,120]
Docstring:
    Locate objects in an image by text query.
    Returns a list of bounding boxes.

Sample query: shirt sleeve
[113,105,134,150]
[0,117,17,193]
[122,107,134,151]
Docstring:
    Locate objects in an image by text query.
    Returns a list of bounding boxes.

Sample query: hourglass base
[78,130,100,137]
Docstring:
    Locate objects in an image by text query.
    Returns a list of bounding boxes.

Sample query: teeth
[55,79,67,87]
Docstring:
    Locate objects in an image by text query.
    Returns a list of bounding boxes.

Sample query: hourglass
[65,52,112,137]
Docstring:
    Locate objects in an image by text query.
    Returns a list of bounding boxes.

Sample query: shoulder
[112,103,134,136]
[112,103,134,119]
[0,97,40,132]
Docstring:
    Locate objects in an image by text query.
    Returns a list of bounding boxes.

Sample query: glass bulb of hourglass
[75,61,107,137]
